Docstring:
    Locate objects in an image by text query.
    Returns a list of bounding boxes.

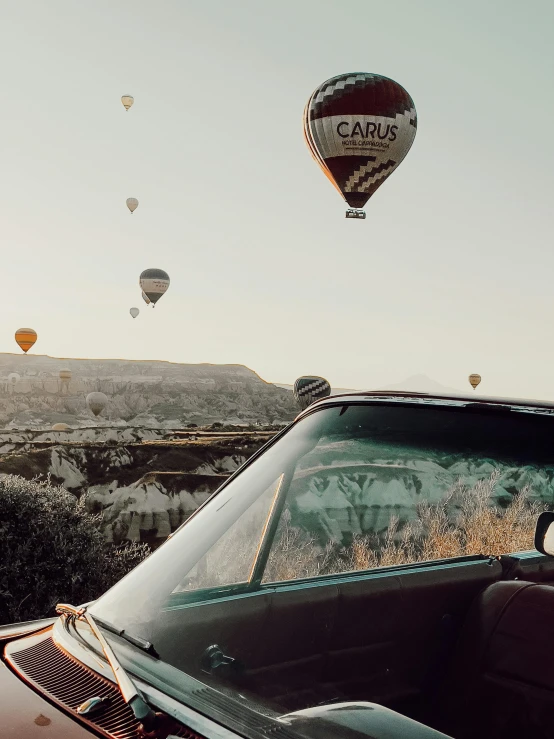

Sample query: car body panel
[0,640,91,738]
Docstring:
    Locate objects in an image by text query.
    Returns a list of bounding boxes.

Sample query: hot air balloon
[293,376,331,411]
[86,391,108,417]
[141,291,151,306]
[8,373,20,385]
[303,73,417,218]
[59,369,71,394]
[139,268,170,307]
[121,95,134,111]
[130,307,139,319]
[15,328,37,353]
[126,197,138,213]
[52,423,70,431]
[469,374,481,390]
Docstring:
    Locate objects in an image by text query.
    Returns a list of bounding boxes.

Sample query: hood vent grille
[5,632,199,739]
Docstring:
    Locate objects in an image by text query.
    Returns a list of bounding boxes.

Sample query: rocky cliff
[0,353,297,428]
[0,430,273,548]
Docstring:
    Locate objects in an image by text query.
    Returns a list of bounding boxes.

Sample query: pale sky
[1,0,553,399]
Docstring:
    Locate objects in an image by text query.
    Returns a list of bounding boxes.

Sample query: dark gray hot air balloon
[139,268,170,307]
[86,391,108,417]
[293,376,331,410]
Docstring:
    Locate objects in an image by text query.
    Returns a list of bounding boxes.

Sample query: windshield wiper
[56,603,156,731]
[92,614,158,657]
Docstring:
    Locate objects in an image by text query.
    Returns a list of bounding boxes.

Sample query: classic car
[2,390,554,739]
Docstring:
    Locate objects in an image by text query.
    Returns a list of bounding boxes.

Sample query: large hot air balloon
[139,268,170,307]
[293,376,331,411]
[86,391,108,417]
[8,372,20,385]
[121,94,134,111]
[126,197,138,213]
[15,328,37,353]
[141,291,151,306]
[303,73,417,219]
[130,307,139,318]
[469,374,481,390]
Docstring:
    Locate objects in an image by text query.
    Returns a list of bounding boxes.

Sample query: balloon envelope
[303,73,417,211]
[86,391,108,417]
[121,95,134,111]
[139,268,170,306]
[126,197,138,213]
[130,307,139,318]
[293,376,331,411]
[15,328,37,353]
[469,374,482,390]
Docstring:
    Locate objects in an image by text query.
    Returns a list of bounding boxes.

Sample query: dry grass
[181,472,544,590]
[267,472,542,580]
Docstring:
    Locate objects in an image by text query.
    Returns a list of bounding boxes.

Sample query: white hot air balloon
[8,372,20,385]
[130,307,139,319]
[86,391,108,417]
[121,94,134,111]
[126,197,139,214]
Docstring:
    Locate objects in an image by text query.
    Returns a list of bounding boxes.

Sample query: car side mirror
[535,511,554,556]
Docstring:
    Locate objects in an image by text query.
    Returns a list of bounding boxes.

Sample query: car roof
[302,390,554,416]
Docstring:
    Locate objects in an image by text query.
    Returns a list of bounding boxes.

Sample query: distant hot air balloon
[59,369,71,393]
[121,94,134,111]
[86,391,108,417]
[303,73,417,219]
[15,328,37,353]
[469,374,481,390]
[126,197,139,214]
[139,268,170,307]
[293,376,331,411]
[141,291,151,306]
[130,307,139,319]
[8,373,20,385]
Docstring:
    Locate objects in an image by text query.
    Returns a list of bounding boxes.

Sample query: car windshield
[90,400,554,710]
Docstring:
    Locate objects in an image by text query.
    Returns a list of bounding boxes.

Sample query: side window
[262,439,544,584]
[174,475,283,593]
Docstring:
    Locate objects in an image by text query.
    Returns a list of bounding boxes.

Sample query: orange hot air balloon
[15,328,37,353]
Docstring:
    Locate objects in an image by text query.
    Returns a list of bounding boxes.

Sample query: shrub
[0,475,148,625]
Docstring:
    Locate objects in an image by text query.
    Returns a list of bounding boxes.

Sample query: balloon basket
[345,208,366,220]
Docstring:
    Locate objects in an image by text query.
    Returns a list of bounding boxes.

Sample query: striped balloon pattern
[303,73,417,210]
[15,328,37,353]
[469,374,482,390]
[139,268,170,306]
[293,376,331,411]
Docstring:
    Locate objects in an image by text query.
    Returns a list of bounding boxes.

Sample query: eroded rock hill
[0,431,273,548]
[0,354,297,428]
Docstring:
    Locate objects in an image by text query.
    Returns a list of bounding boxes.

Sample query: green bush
[0,475,148,625]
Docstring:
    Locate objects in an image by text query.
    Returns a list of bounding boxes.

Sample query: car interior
[152,542,554,739]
